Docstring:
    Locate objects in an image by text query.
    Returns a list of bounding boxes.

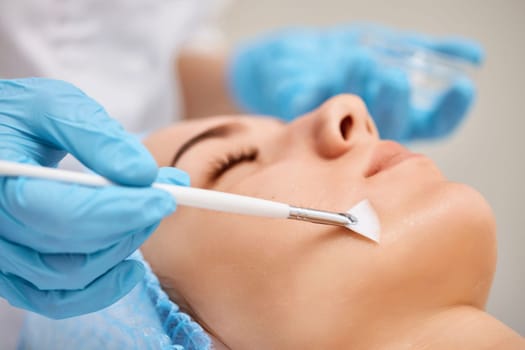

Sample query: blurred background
[220,0,524,334]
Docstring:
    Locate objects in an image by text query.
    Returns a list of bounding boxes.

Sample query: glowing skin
[142,95,523,349]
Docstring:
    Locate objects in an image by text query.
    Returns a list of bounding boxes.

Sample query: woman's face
[142,95,496,349]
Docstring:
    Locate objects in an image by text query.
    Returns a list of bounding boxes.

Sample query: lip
[365,141,423,177]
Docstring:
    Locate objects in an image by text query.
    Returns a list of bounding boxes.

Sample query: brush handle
[0,160,290,219]
[154,183,289,218]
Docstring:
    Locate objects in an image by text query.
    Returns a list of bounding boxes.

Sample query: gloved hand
[229,23,484,141]
[0,78,189,319]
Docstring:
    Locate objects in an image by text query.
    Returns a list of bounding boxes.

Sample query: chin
[437,182,497,307]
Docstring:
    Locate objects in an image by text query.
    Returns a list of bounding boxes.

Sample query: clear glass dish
[359,33,477,110]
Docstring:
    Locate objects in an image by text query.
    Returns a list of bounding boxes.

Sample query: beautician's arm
[177,48,239,120]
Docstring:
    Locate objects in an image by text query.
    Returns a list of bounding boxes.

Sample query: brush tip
[346,199,381,243]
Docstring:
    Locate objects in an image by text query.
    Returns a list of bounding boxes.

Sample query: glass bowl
[359,33,477,110]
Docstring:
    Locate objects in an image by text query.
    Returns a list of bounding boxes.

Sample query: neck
[351,306,524,350]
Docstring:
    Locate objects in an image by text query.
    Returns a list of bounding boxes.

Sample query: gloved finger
[341,49,377,97]
[270,48,376,120]
[0,132,66,168]
[229,35,321,115]
[409,77,475,139]
[0,150,40,168]
[258,56,323,117]
[1,78,158,186]
[262,57,321,92]
[265,49,325,73]
[0,176,176,253]
[0,259,144,319]
[262,40,351,119]
[0,224,153,290]
[155,166,191,186]
[270,73,331,120]
[428,38,484,65]
[366,67,411,140]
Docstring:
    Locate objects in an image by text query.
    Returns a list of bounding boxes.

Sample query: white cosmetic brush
[0,160,380,242]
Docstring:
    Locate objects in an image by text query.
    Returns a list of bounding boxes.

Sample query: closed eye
[208,148,258,181]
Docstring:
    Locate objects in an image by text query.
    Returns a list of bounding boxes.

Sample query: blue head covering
[18,251,211,350]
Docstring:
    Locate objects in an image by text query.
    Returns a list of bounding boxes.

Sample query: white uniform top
[0,0,226,135]
[0,1,227,348]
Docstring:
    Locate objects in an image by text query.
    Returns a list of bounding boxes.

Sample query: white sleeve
[181,0,233,52]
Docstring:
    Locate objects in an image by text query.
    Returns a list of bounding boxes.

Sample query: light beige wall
[220,0,525,335]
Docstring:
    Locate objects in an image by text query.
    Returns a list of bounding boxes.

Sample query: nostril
[339,115,353,140]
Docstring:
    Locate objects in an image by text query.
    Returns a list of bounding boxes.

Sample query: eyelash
[208,148,258,180]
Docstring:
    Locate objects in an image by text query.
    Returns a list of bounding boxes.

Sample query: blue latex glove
[229,24,484,141]
[0,78,189,319]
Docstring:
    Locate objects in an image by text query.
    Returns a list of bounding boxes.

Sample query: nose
[311,94,378,158]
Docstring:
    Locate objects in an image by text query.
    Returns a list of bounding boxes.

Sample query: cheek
[367,182,496,311]
[152,200,380,331]
[148,155,370,293]
[218,159,367,213]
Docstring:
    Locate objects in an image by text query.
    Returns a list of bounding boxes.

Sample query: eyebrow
[170,122,245,166]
